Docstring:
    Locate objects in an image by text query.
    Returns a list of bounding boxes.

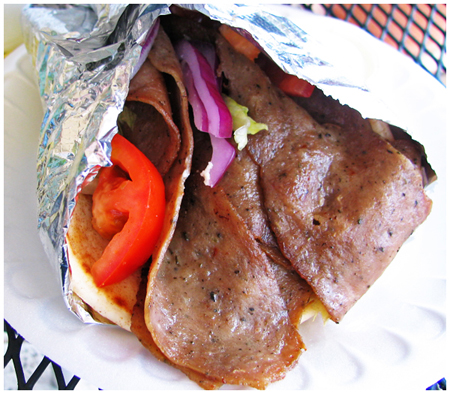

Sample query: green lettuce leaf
[223,95,267,150]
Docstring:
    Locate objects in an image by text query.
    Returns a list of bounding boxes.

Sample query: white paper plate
[4,7,446,390]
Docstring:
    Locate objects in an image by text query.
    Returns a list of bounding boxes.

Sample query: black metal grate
[427,378,447,390]
[295,4,447,85]
[4,321,81,390]
[3,319,445,390]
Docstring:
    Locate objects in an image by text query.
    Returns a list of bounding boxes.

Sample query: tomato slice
[277,74,315,98]
[219,25,261,61]
[90,134,165,287]
[256,54,315,98]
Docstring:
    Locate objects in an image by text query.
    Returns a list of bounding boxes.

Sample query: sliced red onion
[131,18,160,79]
[201,135,236,187]
[175,39,235,187]
[175,39,232,138]
[194,41,222,92]
[181,61,208,132]
[192,40,218,75]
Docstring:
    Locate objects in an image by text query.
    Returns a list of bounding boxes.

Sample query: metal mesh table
[4,4,447,390]
[295,4,446,85]
[4,321,81,390]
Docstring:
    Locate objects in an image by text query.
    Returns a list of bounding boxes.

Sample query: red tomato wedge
[277,74,315,98]
[90,134,165,287]
[219,25,261,61]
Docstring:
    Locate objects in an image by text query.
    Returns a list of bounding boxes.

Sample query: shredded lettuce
[117,106,137,135]
[223,95,267,150]
[300,298,330,325]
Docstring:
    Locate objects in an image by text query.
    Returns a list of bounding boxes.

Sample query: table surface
[4,4,447,391]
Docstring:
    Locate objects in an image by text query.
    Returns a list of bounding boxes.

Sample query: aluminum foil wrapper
[21,4,394,324]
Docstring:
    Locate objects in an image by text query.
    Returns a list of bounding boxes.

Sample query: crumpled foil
[22,4,394,324]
